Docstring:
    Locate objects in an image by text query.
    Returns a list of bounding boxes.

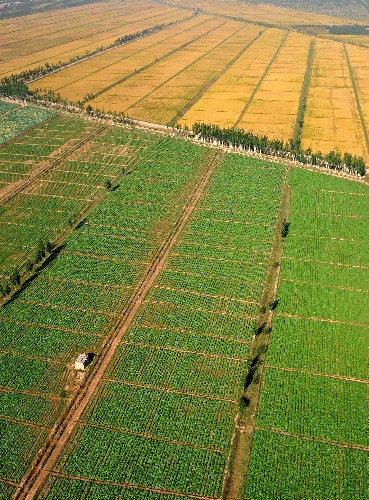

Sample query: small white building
[74,353,91,371]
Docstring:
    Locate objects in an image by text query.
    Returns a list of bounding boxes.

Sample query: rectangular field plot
[257,367,369,446]
[244,430,369,500]
[181,28,287,129]
[301,39,367,158]
[245,167,369,499]
[237,32,311,141]
[55,424,226,498]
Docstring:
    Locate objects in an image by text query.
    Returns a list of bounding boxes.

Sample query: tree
[105,179,112,191]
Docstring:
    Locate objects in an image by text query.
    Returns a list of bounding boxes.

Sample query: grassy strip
[292,39,315,147]
[168,29,265,127]
[344,43,369,156]
[222,167,291,500]
[85,18,225,104]
[124,23,249,114]
[234,30,289,128]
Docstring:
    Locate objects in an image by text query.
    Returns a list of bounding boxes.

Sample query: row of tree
[191,122,366,176]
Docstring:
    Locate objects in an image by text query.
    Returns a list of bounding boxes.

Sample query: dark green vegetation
[0,102,368,499]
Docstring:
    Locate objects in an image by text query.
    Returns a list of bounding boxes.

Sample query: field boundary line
[265,364,369,385]
[277,312,369,328]
[145,298,257,319]
[0,478,18,488]
[280,277,369,294]
[102,378,239,404]
[0,318,104,337]
[153,284,259,304]
[256,426,369,453]
[15,299,119,317]
[85,18,227,103]
[49,472,218,500]
[119,340,249,362]
[17,149,224,500]
[292,39,315,146]
[0,386,66,401]
[171,252,270,265]
[0,349,67,365]
[343,43,369,156]
[283,256,369,269]
[0,415,50,431]
[168,28,265,126]
[124,21,248,114]
[234,30,289,128]
[77,421,224,453]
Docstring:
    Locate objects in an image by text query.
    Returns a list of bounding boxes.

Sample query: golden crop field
[180,28,288,130]
[97,23,262,124]
[236,32,312,141]
[5,0,369,159]
[29,15,219,103]
[163,0,360,26]
[0,1,188,78]
[301,38,367,158]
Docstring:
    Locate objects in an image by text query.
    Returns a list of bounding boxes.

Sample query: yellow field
[325,34,369,48]
[5,0,369,159]
[180,28,287,129]
[0,1,188,77]
[124,23,262,124]
[162,0,361,26]
[29,16,219,103]
[301,39,367,158]
[237,32,311,141]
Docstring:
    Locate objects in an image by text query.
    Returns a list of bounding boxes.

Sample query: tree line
[191,122,366,176]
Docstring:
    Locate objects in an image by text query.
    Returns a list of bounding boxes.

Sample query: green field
[0,103,369,499]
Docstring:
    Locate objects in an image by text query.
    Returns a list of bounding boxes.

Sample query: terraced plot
[244,168,369,500]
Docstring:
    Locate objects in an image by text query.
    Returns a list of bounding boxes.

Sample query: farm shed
[74,353,92,371]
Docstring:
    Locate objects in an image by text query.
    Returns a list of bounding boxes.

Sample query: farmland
[14,0,369,159]
[244,168,369,499]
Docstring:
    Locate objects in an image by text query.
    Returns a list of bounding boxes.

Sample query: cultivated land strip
[234,31,289,128]
[344,43,369,155]
[123,22,249,114]
[223,166,291,500]
[17,150,224,500]
[265,364,369,385]
[168,29,265,126]
[86,18,225,103]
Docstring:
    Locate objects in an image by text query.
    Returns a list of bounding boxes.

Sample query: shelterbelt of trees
[192,122,367,177]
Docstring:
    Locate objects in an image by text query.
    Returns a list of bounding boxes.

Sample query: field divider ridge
[222,165,292,500]
[292,38,315,147]
[343,43,369,157]
[16,149,225,500]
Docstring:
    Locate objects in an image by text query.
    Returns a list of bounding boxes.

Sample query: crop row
[81,380,236,450]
